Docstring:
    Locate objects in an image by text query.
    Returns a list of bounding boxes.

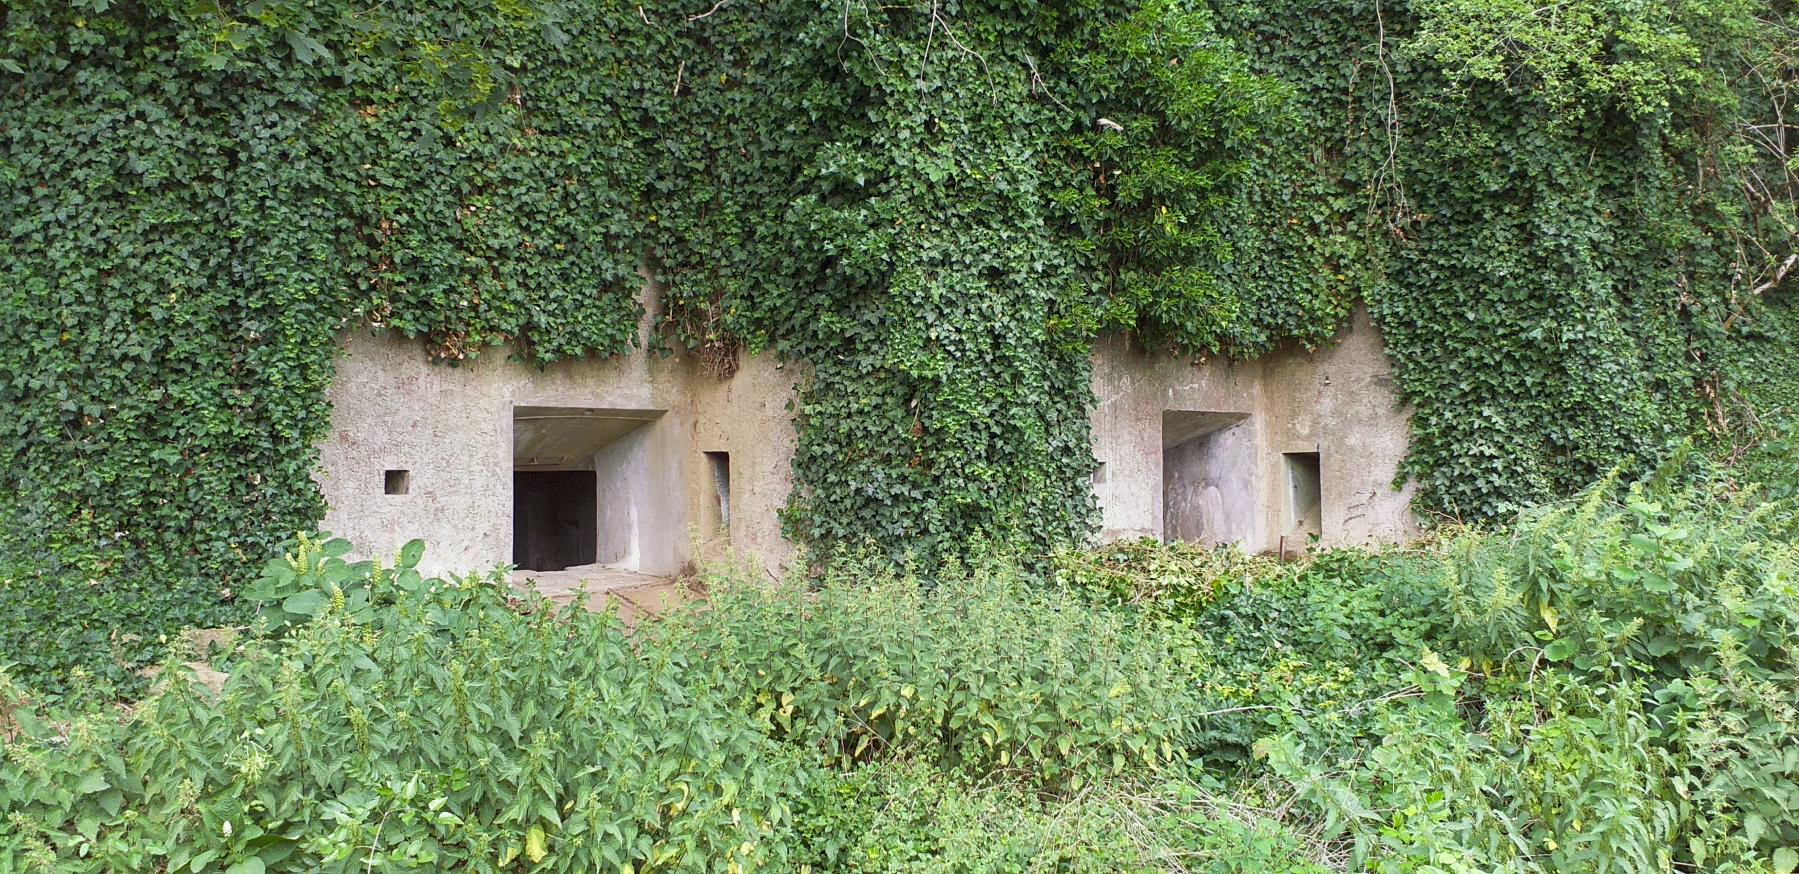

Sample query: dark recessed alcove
[704,451,731,539]
[512,470,597,571]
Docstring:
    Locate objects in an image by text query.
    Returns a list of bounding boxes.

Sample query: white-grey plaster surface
[315,295,802,577]
[1090,307,1416,552]
[316,299,1414,573]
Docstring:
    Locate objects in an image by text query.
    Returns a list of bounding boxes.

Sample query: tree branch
[1749,251,1798,298]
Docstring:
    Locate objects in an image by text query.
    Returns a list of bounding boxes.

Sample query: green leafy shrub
[1241,454,1799,871]
[1181,549,1454,768]
[1057,539,1454,767]
[1051,537,1274,616]
[1044,450,1796,871]
[1259,671,1691,873]
[789,759,1329,873]
[664,553,1200,793]
[1441,454,1799,861]
[0,545,800,873]
[0,561,245,703]
[242,532,429,636]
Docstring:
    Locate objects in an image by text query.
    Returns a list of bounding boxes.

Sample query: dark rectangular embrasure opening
[704,451,731,538]
[383,469,410,495]
[512,470,597,571]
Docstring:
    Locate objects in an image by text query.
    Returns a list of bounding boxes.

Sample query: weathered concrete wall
[682,351,803,570]
[1091,307,1416,552]
[1090,339,1260,543]
[1262,308,1418,547]
[317,299,1413,576]
[314,297,801,578]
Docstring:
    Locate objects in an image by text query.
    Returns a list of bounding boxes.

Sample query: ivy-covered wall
[2,0,1791,652]
[1214,0,1795,517]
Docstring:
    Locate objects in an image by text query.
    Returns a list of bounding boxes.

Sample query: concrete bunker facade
[316,304,1415,578]
[1089,307,1416,552]
[316,304,801,581]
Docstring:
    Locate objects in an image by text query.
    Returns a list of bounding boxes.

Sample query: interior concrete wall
[314,291,802,578]
[1090,307,1416,552]
[1162,416,1257,546]
[585,423,655,569]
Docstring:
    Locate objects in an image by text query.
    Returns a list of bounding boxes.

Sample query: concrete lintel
[1160,410,1252,450]
[512,406,666,470]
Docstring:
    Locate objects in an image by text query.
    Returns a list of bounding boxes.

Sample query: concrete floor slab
[509,564,692,625]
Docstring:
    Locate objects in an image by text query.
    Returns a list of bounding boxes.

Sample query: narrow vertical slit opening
[1283,451,1322,540]
[705,451,731,538]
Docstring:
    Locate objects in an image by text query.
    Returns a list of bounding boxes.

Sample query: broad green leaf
[399,539,426,569]
[1773,847,1797,874]
[283,590,327,617]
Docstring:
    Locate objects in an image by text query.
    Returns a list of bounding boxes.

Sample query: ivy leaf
[284,31,332,66]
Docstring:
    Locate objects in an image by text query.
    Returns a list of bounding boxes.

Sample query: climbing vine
[1210,0,1796,518]
[1,0,1792,673]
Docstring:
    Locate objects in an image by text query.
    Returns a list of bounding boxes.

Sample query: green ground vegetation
[3,444,1795,871]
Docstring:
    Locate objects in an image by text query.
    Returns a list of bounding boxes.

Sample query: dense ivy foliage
[1212,0,1798,517]
[0,0,1341,604]
[1722,288,1799,500]
[2,0,1793,664]
[628,1,1328,561]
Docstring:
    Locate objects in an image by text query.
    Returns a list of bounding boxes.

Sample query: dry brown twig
[688,0,729,21]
